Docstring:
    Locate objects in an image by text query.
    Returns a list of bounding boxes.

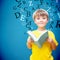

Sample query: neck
[37,27,46,31]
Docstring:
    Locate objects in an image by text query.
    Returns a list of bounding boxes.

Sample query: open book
[27,30,48,48]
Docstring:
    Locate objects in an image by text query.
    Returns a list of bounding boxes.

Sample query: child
[26,9,58,60]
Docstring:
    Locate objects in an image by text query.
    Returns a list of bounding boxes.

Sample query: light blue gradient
[1,0,60,60]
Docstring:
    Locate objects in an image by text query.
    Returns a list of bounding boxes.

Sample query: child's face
[34,15,48,28]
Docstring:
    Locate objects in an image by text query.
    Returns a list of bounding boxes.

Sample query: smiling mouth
[38,22,44,24]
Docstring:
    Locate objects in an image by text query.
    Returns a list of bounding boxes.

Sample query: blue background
[1,0,60,60]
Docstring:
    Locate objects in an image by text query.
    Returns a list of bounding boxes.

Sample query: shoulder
[48,30,58,46]
[48,30,55,37]
[48,30,54,35]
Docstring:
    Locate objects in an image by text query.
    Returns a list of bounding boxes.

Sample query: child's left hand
[46,37,57,50]
[46,37,53,43]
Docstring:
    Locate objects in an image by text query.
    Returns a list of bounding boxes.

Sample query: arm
[50,40,56,50]
[27,37,34,49]
[46,37,57,50]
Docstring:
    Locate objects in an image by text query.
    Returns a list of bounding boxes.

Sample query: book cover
[1,0,60,60]
[27,30,48,48]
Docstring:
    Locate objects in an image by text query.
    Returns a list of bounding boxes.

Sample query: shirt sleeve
[49,31,58,46]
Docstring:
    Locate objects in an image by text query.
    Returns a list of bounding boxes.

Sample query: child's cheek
[35,20,39,24]
[36,19,39,22]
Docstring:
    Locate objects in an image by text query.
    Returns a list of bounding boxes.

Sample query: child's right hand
[27,38,34,49]
[28,38,34,43]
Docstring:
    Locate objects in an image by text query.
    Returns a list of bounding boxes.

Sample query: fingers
[28,38,34,43]
[46,37,53,43]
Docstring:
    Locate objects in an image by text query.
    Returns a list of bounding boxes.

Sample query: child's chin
[38,25,45,27]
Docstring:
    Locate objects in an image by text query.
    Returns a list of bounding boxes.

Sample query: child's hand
[27,38,34,49]
[46,37,56,50]
[28,38,34,43]
[46,37,53,43]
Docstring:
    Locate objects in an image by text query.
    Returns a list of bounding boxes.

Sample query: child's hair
[33,9,49,20]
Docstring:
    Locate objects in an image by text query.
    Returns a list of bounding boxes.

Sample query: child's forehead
[35,14,47,18]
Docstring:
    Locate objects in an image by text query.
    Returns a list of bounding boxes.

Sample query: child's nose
[39,19,43,22]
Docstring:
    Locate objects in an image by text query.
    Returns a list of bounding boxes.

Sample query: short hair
[33,9,49,20]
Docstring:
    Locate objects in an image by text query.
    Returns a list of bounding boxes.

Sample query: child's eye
[37,18,40,20]
[43,18,45,19]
